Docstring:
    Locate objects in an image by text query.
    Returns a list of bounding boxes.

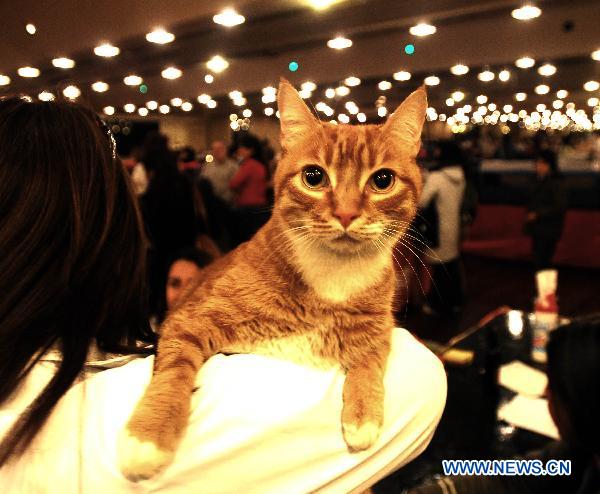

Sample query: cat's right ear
[278,78,320,150]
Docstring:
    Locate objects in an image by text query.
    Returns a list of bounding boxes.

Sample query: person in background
[229,133,270,245]
[419,140,466,316]
[408,314,600,494]
[120,144,148,195]
[525,150,567,271]
[197,140,239,251]
[200,140,238,205]
[177,146,201,179]
[165,248,213,312]
[140,132,197,315]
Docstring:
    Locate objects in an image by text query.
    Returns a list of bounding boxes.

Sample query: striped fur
[119,79,427,481]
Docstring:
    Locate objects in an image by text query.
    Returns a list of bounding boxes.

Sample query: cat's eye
[369,169,395,192]
[302,165,329,189]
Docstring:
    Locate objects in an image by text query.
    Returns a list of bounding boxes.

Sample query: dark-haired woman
[525,150,567,271]
[0,97,446,492]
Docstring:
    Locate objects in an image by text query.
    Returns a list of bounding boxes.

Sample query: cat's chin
[319,236,381,257]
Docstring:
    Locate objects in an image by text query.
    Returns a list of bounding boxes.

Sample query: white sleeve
[418,172,440,208]
[12,329,445,493]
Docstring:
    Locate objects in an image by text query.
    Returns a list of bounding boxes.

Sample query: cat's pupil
[303,166,324,187]
[373,170,394,189]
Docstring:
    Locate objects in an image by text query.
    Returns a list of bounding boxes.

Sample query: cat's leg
[341,337,390,452]
[118,316,214,481]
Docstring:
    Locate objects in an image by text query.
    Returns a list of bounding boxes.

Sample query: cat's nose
[333,210,360,229]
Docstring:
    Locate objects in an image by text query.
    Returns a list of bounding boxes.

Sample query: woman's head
[0,97,149,463]
[235,133,262,161]
[547,314,600,456]
[535,149,559,178]
[166,248,213,310]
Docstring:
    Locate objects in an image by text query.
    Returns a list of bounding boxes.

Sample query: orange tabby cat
[119,79,427,480]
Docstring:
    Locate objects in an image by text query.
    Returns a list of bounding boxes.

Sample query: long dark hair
[547,314,600,456]
[0,97,149,464]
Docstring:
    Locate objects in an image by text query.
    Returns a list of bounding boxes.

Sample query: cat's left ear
[278,78,320,150]
[382,86,427,156]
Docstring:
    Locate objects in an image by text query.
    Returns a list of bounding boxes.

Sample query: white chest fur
[294,243,390,303]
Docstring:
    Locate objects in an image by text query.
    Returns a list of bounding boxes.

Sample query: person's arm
[418,172,439,208]
[229,163,249,191]
[536,181,568,221]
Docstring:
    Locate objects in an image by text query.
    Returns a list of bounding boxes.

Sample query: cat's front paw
[118,429,175,482]
[342,420,381,452]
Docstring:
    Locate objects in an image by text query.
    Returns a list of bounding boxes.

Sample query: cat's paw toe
[118,430,175,482]
[342,421,381,452]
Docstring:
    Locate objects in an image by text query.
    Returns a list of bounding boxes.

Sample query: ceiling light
[327,36,352,49]
[498,69,511,81]
[301,81,317,92]
[206,55,229,73]
[162,67,182,79]
[159,104,170,114]
[18,67,40,78]
[584,80,600,92]
[170,97,183,107]
[478,70,495,82]
[337,113,350,123]
[357,113,366,123]
[262,86,277,95]
[0,75,10,86]
[264,107,274,116]
[298,89,312,99]
[515,92,527,101]
[146,101,158,110]
[592,49,600,61]
[450,64,469,76]
[377,107,388,117]
[146,28,175,44]
[207,100,217,109]
[344,76,361,86]
[378,81,392,90]
[124,103,136,113]
[261,94,276,104]
[38,91,54,101]
[324,107,334,117]
[503,105,513,113]
[103,106,115,116]
[181,102,193,112]
[138,107,149,116]
[476,95,488,104]
[308,0,340,9]
[537,63,556,76]
[393,70,411,81]
[588,97,599,107]
[52,57,75,69]
[213,8,245,27]
[535,84,550,95]
[26,23,36,35]
[451,91,465,102]
[94,43,120,57]
[511,5,541,20]
[198,94,211,104]
[62,85,80,99]
[233,97,247,106]
[556,90,568,99]
[229,90,243,100]
[335,85,350,96]
[515,56,535,68]
[325,88,336,98]
[204,74,214,84]
[91,81,109,92]
[409,23,436,37]
[424,75,440,86]
[123,75,143,86]
[242,109,252,118]
[488,103,497,111]
[552,100,564,110]
[446,98,455,107]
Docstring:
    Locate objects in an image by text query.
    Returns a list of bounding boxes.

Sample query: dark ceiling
[1,0,599,119]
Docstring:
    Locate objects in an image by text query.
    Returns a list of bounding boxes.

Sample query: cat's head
[273,78,426,257]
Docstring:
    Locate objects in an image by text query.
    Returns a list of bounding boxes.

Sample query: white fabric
[418,167,466,263]
[0,328,446,493]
